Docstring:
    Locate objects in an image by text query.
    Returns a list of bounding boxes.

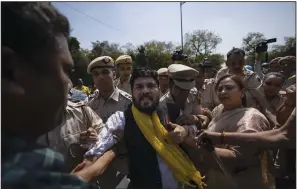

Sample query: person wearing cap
[279,56,296,89]
[194,64,220,111]
[114,55,133,94]
[87,56,132,122]
[38,80,104,172]
[74,67,205,189]
[159,64,211,130]
[75,78,91,96]
[86,55,132,189]
[157,67,169,96]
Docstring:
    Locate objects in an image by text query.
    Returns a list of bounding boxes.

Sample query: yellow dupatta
[131,105,206,188]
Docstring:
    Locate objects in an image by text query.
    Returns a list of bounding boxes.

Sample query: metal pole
[180,2,184,52]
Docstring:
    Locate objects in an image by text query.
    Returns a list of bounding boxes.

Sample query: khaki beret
[87,56,114,74]
[278,56,296,65]
[168,64,199,90]
[269,57,282,65]
[115,55,133,65]
[157,68,168,76]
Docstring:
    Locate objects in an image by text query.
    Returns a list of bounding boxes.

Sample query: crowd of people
[2,2,296,189]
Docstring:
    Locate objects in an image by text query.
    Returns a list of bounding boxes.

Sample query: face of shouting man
[132,77,160,114]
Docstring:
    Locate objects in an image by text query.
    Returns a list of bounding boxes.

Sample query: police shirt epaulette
[68,100,86,108]
[119,89,132,101]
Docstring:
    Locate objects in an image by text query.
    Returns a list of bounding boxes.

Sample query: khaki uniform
[160,89,169,97]
[283,75,296,89]
[159,87,202,116]
[159,64,202,117]
[88,56,132,189]
[215,66,263,109]
[199,78,220,110]
[37,100,104,170]
[88,89,132,189]
[114,55,133,94]
[114,77,132,95]
[157,68,169,97]
[88,88,132,122]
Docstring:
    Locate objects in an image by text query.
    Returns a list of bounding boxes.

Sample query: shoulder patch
[67,100,86,108]
[190,87,198,95]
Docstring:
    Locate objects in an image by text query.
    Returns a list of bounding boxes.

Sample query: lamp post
[180,2,185,52]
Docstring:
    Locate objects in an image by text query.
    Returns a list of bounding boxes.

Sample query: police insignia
[103,57,110,64]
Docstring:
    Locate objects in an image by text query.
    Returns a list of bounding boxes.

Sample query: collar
[97,87,120,102]
[167,91,191,104]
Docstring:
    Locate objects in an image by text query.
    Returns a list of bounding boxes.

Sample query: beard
[133,96,159,114]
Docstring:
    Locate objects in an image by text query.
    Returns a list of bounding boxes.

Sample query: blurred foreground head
[2,2,73,140]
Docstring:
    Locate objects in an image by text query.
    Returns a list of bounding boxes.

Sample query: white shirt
[85,111,181,189]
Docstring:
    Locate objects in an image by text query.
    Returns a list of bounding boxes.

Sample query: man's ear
[2,46,25,96]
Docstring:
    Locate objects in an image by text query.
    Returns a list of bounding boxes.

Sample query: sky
[53,1,296,55]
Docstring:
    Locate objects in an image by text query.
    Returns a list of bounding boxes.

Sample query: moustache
[139,95,153,101]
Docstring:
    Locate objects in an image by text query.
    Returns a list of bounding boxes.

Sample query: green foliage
[241,32,296,65]
[67,30,295,86]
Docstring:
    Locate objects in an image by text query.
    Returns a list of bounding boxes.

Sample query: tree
[269,36,296,60]
[68,36,92,86]
[135,45,148,68]
[88,41,124,61]
[242,32,266,55]
[184,29,222,60]
[242,32,266,65]
[142,40,175,69]
[207,54,226,71]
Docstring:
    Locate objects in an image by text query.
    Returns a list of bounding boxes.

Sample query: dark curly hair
[2,2,70,70]
[226,48,245,59]
[130,67,159,89]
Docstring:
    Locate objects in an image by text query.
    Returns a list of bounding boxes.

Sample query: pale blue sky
[53,1,296,54]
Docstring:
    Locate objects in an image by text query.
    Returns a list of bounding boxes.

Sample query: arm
[197,110,295,149]
[254,53,264,79]
[73,149,117,182]
[73,111,125,182]
[84,111,125,158]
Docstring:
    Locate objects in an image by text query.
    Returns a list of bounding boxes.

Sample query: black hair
[226,48,245,59]
[130,67,159,89]
[263,72,286,85]
[2,2,70,69]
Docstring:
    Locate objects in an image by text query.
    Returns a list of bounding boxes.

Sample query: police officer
[279,56,296,88]
[159,64,211,129]
[157,67,169,96]
[38,81,104,172]
[216,48,280,127]
[87,56,132,122]
[195,63,220,110]
[87,56,132,189]
[114,55,133,94]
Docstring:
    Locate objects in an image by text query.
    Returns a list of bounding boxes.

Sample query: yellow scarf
[132,105,206,189]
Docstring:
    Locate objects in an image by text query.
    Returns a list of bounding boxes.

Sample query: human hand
[167,122,188,144]
[80,128,98,149]
[196,115,210,129]
[195,130,220,151]
[176,115,200,126]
